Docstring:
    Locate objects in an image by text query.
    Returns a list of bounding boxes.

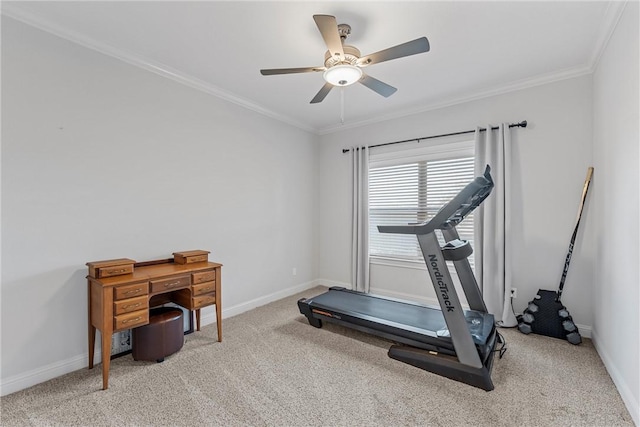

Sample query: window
[369,141,475,268]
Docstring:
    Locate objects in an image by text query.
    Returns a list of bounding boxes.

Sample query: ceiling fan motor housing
[324,45,361,68]
[337,23,351,40]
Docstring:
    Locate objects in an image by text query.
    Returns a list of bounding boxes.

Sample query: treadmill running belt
[310,289,445,336]
[307,288,493,346]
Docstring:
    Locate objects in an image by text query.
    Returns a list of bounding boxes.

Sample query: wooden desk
[87,255,222,390]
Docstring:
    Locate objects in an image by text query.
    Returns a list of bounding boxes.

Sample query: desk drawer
[98,263,134,278]
[114,295,148,315]
[114,282,149,300]
[174,250,209,264]
[192,281,215,297]
[192,270,215,284]
[114,309,149,331]
[193,294,216,309]
[150,275,190,293]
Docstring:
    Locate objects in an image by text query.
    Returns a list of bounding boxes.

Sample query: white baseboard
[187,279,322,329]
[1,354,88,397]
[0,279,322,397]
[576,323,592,339]
[591,328,639,426]
[314,278,352,289]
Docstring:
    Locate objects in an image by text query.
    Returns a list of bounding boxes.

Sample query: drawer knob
[123,316,142,324]
[124,289,141,295]
[164,281,181,288]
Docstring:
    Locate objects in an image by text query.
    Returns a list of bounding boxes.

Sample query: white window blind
[369,156,476,267]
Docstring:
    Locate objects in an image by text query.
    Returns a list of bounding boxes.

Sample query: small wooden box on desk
[87,251,222,390]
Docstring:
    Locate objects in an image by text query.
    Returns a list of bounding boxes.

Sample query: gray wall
[592,2,639,423]
[1,17,319,393]
[318,75,595,330]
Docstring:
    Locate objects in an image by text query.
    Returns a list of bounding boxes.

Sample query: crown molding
[318,64,593,135]
[1,5,317,134]
[588,0,628,71]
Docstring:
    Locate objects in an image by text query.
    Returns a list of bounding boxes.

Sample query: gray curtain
[351,146,370,292]
[474,124,517,327]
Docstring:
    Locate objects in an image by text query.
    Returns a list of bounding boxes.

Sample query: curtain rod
[341,120,527,153]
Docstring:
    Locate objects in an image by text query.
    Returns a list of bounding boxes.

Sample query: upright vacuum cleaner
[517,167,593,345]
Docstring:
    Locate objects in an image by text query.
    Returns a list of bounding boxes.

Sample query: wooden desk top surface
[89,261,222,286]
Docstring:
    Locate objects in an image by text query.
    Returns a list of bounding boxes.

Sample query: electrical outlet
[292,267,297,276]
[510,288,517,299]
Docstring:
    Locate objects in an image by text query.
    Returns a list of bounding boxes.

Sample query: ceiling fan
[260,14,430,104]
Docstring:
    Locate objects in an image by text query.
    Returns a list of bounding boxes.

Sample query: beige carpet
[1,286,633,426]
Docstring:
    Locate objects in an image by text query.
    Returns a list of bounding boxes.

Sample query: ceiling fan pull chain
[340,87,345,124]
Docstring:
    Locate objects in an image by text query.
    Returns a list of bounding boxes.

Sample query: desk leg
[195,309,201,331]
[88,325,96,369]
[215,267,222,342]
[215,303,222,342]
[101,330,111,390]
[88,279,95,369]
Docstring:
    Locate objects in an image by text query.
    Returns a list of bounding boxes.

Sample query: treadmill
[298,166,499,391]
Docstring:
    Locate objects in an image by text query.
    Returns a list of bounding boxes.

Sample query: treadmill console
[377,165,494,236]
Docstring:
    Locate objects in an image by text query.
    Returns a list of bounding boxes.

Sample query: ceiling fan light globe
[323,65,362,87]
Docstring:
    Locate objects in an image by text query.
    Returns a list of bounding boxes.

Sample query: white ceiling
[2,1,620,134]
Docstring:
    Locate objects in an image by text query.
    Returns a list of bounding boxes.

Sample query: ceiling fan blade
[313,14,344,61]
[260,67,325,76]
[357,37,430,66]
[310,82,333,104]
[359,74,397,98]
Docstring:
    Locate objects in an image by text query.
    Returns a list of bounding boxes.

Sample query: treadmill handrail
[377,165,493,236]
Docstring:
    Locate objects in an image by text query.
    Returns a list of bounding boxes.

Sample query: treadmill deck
[305,287,494,348]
